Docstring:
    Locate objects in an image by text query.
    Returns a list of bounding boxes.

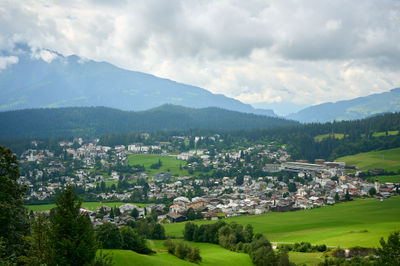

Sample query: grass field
[127,154,189,177]
[368,175,400,183]
[164,197,400,248]
[314,133,345,142]
[100,239,253,266]
[288,251,324,266]
[336,147,400,172]
[99,249,194,266]
[372,130,399,137]
[26,201,150,212]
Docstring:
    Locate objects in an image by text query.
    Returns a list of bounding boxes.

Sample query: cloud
[0,55,18,70]
[0,0,399,106]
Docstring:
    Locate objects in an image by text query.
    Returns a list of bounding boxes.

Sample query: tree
[369,187,377,196]
[335,192,340,202]
[376,231,400,265]
[120,226,150,254]
[187,208,196,221]
[131,208,139,219]
[109,207,115,219]
[249,234,278,266]
[26,214,51,264]
[345,190,351,201]
[48,185,97,265]
[184,222,198,241]
[0,146,29,259]
[151,223,166,240]
[96,222,122,249]
[244,224,254,243]
[188,247,202,263]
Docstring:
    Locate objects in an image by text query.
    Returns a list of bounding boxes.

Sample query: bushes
[120,226,152,254]
[278,242,328,253]
[163,239,202,264]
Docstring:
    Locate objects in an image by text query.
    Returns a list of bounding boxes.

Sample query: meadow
[100,240,323,266]
[314,133,345,142]
[127,154,188,177]
[26,201,149,212]
[368,174,400,183]
[336,147,400,172]
[164,197,400,248]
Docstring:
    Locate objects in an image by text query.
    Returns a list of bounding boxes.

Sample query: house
[167,212,186,223]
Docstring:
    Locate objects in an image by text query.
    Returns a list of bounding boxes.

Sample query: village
[19,135,399,227]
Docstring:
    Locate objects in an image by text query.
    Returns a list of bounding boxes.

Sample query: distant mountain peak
[0,47,276,117]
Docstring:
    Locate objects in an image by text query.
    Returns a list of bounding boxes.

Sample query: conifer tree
[48,185,97,265]
[0,146,29,258]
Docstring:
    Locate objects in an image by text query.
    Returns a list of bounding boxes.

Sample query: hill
[0,46,275,117]
[0,105,296,138]
[164,197,400,248]
[287,88,400,122]
[336,147,400,172]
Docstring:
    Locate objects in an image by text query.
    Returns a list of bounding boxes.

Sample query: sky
[1,0,400,115]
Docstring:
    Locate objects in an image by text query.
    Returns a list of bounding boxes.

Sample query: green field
[26,201,150,212]
[336,147,400,171]
[372,130,399,137]
[368,175,400,183]
[288,251,324,266]
[164,197,400,248]
[100,239,253,266]
[314,133,345,142]
[127,154,189,177]
[99,249,193,266]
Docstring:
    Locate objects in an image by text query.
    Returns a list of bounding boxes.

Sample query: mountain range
[0,105,297,138]
[287,88,400,123]
[0,46,275,117]
[1,46,400,123]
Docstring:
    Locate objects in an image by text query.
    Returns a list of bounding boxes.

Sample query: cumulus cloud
[0,0,399,106]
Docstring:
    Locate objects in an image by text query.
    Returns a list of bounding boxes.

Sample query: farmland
[26,201,150,212]
[164,197,400,248]
[336,147,400,172]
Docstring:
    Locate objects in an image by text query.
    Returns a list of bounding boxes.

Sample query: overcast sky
[1,0,400,114]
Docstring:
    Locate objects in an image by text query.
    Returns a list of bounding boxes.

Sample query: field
[372,130,399,137]
[127,154,188,177]
[100,239,253,266]
[336,147,400,171]
[368,175,400,183]
[288,252,324,265]
[314,133,345,142]
[164,197,400,248]
[314,131,399,142]
[26,201,150,212]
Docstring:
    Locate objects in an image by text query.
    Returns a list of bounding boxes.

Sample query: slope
[0,105,297,138]
[287,88,400,123]
[0,46,275,116]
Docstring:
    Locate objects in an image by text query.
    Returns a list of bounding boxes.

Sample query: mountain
[0,105,297,138]
[0,46,275,116]
[287,88,400,123]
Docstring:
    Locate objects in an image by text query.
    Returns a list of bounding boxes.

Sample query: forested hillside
[231,112,400,161]
[0,105,295,139]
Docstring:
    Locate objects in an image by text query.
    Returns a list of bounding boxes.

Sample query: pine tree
[0,146,29,258]
[48,185,97,265]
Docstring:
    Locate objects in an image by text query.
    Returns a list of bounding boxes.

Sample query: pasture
[127,154,188,177]
[164,197,400,248]
[336,147,400,171]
